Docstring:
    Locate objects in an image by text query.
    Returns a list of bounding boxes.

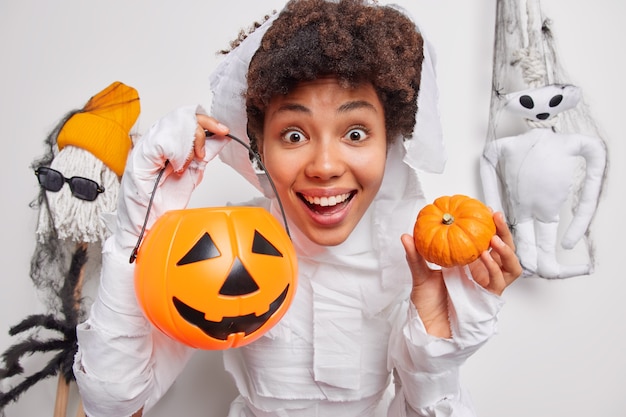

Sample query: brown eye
[345,127,368,142]
[281,128,307,144]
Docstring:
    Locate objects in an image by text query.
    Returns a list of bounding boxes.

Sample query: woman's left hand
[468,211,522,296]
[401,211,522,338]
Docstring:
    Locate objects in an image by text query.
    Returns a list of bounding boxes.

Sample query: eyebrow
[273,103,311,115]
[272,100,378,116]
[337,100,378,114]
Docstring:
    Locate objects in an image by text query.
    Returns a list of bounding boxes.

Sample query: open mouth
[298,191,355,214]
[172,285,289,340]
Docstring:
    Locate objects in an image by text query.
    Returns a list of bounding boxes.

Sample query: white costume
[74,5,504,417]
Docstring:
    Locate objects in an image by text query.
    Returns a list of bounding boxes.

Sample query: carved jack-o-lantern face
[134,207,297,350]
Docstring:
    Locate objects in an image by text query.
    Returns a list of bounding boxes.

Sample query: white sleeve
[73,105,229,416]
[73,238,195,417]
[387,266,505,417]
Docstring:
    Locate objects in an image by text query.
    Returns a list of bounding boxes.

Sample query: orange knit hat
[57,81,140,176]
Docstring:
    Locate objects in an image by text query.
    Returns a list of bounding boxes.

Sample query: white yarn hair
[36,146,120,244]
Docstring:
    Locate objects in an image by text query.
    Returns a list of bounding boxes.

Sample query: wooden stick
[53,375,70,417]
[71,244,88,417]
[75,399,86,417]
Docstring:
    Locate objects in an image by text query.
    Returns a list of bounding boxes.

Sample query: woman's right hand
[114,106,230,253]
[193,113,230,162]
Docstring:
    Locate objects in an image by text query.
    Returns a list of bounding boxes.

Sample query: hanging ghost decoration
[481,83,607,278]
[482,0,609,279]
[0,82,140,415]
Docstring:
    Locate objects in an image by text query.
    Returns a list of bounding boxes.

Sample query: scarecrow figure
[0,81,140,416]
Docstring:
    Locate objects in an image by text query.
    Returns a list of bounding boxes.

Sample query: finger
[193,124,207,160]
[479,250,506,295]
[401,233,431,286]
[493,211,515,250]
[197,114,229,136]
[400,233,420,267]
[194,115,230,162]
[490,234,522,286]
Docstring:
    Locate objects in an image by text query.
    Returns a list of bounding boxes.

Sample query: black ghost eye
[177,233,221,265]
[519,95,534,109]
[549,94,563,107]
[252,230,283,257]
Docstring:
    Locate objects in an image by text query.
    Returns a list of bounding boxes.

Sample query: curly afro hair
[243,0,424,154]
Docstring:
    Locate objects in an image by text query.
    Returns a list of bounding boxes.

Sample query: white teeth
[304,193,350,207]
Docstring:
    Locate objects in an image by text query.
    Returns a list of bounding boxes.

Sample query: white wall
[0,1,623,416]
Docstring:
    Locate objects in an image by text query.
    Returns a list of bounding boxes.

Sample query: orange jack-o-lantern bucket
[133,132,297,350]
[134,206,297,350]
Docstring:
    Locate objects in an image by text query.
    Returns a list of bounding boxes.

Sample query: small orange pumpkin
[134,206,297,350]
[413,194,495,267]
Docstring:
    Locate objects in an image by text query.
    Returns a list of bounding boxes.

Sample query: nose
[304,137,345,180]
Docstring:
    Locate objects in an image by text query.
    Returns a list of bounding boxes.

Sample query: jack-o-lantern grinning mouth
[172,285,290,340]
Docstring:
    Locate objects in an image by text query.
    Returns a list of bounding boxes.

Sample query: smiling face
[259,77,387,246]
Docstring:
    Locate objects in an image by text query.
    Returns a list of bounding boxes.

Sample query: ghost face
[259,77,387,247]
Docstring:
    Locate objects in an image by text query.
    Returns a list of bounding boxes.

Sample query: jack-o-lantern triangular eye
[252,230,283,257]
[177,233,221,265]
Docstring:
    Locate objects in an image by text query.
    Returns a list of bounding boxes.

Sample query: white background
[1,1,624,416]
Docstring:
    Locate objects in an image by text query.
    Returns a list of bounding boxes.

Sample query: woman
[73,1,521,416]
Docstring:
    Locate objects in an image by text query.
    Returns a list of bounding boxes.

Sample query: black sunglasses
[35,166,105,202]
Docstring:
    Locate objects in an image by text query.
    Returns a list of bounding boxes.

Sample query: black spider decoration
[0,244,87,410]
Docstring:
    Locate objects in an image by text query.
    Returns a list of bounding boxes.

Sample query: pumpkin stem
[442,213,454,225]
